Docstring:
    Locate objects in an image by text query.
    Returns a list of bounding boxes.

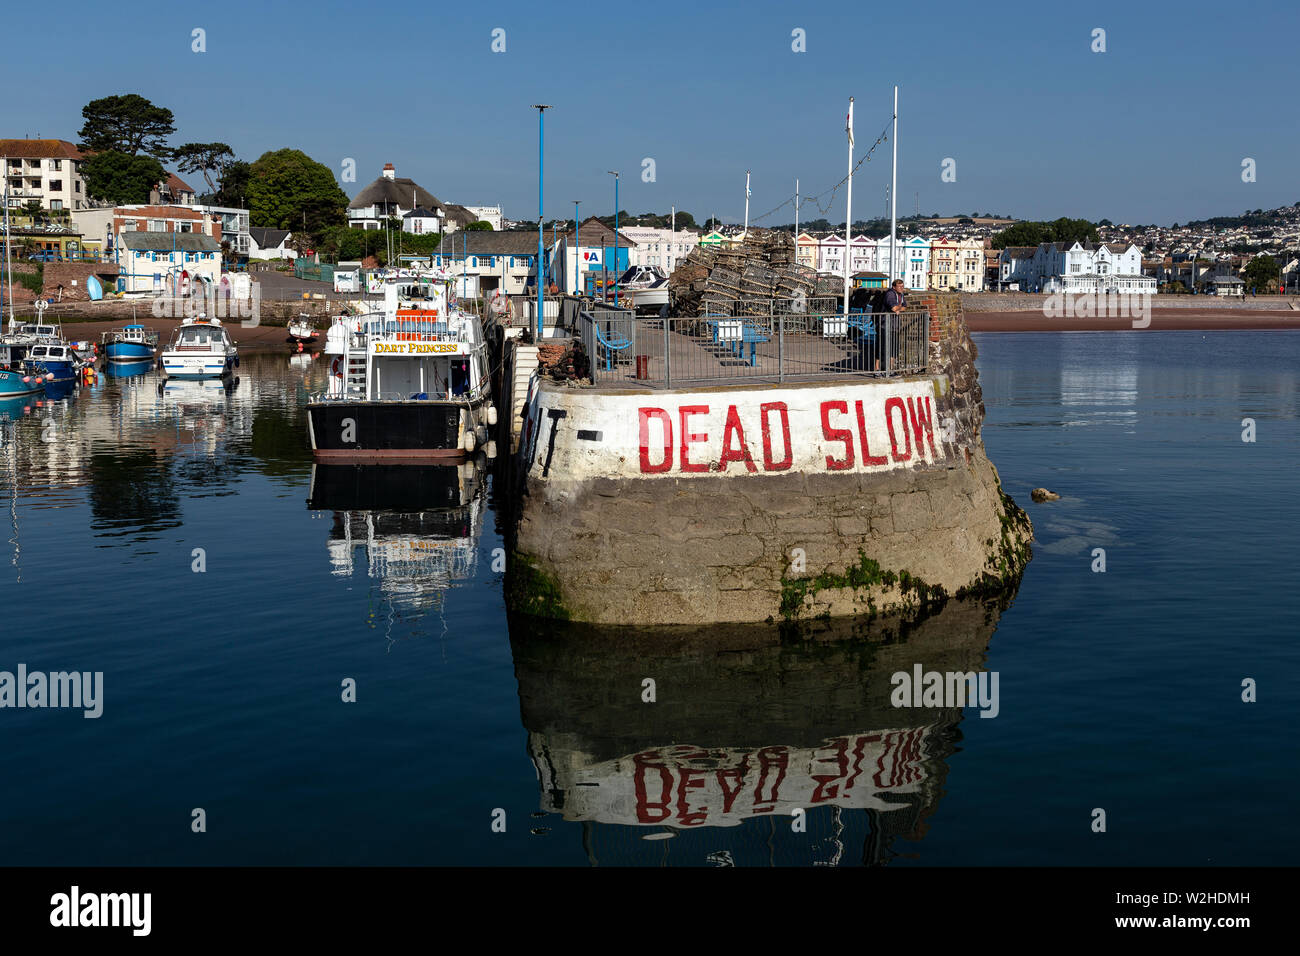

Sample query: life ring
[331,356,343,378]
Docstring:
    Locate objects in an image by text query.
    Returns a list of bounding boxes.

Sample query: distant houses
[347,162,480,234]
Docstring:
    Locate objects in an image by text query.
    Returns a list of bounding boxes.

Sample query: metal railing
[578,304,930,388]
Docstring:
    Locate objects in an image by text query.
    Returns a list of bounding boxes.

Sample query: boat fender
[486,405,498,426]
[464,429,476,453]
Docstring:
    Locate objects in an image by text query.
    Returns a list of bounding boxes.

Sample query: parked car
[27,251,63,262]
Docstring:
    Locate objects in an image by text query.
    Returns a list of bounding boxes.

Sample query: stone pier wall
[507,292,1031,626]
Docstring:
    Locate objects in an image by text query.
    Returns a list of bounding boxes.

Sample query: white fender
[486,405,498,426]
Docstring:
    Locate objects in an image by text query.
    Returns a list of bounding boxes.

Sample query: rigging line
[749,119,894,225]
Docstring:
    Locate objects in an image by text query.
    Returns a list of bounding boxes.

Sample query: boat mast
[3,172,13,328]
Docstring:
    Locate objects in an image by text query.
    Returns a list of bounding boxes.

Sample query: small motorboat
[287,316,318,343]
[102,324,159,362]
[160,314,238,379]
[0,343,45,398]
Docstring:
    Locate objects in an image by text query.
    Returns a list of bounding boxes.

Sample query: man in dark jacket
[875,280,906,372]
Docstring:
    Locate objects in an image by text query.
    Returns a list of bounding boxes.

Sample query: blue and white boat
[0,342,45,398]
[101,324,159,362]
[160,315,238,379]
[22,342,82,382]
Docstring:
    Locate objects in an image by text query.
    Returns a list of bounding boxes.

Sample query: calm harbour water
[0,332,1296,866]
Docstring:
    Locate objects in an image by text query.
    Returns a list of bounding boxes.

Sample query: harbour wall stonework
[506,292,1031,626]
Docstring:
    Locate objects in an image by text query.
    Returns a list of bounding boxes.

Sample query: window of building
[50,199,63,211]
[49,179,62,191]
[51,160,61,171]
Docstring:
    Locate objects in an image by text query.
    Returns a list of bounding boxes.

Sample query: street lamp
[532,104,552,340]
[608,170,619,302]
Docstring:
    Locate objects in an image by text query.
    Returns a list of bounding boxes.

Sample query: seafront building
[347,162,477,234]
[620,225,698,273]
[116,231,222,294]
[1019,241,1155,294]
[0,138,87,212]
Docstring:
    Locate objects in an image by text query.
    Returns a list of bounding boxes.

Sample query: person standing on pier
[876,279,907,373]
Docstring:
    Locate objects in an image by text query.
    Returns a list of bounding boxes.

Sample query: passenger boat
[159,314,239,379]
[307,274,495,463]
[101,324,159,362]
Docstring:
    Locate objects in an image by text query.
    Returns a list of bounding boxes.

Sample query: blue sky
[5,0,1297,226]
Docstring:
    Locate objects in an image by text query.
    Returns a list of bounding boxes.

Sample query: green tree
[205,160,250,207]
[246,149,348,243]
[173,142,235,193]
[1242,255,1280,291]
[992,221,1047,249]
[83,150,167,204]
[78,94,175,158]
[466,220,493,231]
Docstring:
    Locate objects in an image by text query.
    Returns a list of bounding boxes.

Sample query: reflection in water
[0,354,312,546]
[509,593,1017,865]
[308,462,487,641]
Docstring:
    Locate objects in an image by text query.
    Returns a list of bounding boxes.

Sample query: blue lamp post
[532,104,552,340]
[572,200,581,296]
[608,170,619,302]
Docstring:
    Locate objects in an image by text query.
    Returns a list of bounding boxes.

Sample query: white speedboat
[616,264,670,312]
[160,315,238,379]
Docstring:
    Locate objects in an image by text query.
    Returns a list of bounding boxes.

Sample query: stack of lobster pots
[668,229,839,317]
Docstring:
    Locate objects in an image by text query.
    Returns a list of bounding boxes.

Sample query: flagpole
[843,97,853,320]
[890,86,898,287]
[743,170,751,236]
[794,178,799,261]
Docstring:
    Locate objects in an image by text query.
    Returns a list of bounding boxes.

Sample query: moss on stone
[506,552,571,620]
[780,550,947,623]
[957,477,1033,599]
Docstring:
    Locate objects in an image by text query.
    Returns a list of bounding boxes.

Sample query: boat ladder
[345,354,368,395]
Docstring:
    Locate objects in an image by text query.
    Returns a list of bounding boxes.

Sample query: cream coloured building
[1,139,88,212]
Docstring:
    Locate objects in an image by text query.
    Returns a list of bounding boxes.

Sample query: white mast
[843,97,854,320]
[743,170,751,236]
[795,178,800,257]
[3,172,13,326]
[890,86,898,286]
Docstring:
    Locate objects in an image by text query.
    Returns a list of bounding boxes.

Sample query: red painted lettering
[716,404,757,473]
[633,750,674,823]
[809,737,850,803]
[820,400,855,470]
[884,397,912,462]
[907,396,938,459]
[760,402,793,471]
[854,400,889,466]
[679,405,709,473]
[676,768,709,827]
[752,745,789,811]
[638,408,672,473]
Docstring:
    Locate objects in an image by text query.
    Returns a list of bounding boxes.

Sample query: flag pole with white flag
[843,97,854,320]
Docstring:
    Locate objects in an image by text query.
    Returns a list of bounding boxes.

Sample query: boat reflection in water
[308,461,486,636]
[509,590,1018,866]
[103,358,154,379]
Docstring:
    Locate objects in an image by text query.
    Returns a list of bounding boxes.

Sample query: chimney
[382,163,396,180]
